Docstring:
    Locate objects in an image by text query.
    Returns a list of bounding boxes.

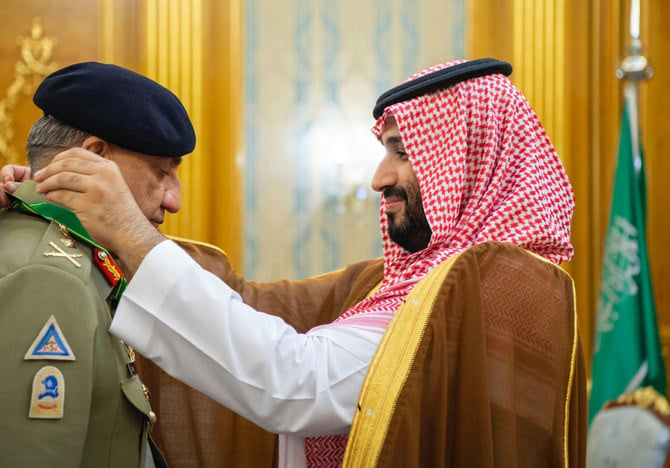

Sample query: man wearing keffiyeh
[21,58,587,467]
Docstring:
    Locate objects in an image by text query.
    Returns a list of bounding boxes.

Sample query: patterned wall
[244,0,465,280]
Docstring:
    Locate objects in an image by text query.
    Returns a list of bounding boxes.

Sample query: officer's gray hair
[25,115,91,172]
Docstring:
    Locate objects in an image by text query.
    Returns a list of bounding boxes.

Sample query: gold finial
[615,386,670,415]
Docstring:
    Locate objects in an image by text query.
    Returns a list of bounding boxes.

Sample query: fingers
[35,148,122,199]
[0,164,28,208]
[34,148,106,182]
[0,187,10,208]
[4,181,19,192]
[1,164,31,184]
[35,170,89,197]
[0,164,14,183]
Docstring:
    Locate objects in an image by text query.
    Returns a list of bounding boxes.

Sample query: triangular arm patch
[24,315,76,361]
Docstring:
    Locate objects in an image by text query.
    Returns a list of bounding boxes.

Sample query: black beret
[373,58,513,119]
[33,62,195,157]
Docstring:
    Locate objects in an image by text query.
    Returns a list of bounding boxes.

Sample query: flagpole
[618,0,652,392]
[616,0,652,175]
[588,0,667,424]
[616,0,652,82]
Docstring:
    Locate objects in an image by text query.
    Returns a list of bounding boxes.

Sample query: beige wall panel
[242,0,465,280]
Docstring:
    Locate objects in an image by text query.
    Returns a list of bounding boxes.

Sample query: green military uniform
[0,180,166,467]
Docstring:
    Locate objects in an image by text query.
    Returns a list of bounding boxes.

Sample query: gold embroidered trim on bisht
[342,253,461,467]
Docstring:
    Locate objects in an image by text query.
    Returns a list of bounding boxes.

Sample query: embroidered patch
[29,366,65,419]
[24,315,76,361]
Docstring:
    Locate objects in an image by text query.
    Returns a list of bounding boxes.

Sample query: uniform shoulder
[0,208,53,274]
[0,212,94,282]
[4,184,122,295]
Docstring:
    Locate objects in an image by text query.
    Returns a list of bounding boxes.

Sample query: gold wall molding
[144,0,205,242]
[469,0,670,382]
[468,0,596,364]
[99,0,244,269]
[0,18,57,165]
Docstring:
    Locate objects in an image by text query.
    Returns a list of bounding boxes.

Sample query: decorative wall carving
[0,17,57,165]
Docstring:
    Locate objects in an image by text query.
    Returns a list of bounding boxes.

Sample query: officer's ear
[81,136,112,158]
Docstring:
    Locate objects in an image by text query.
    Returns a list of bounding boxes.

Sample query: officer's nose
[162,178,181,214]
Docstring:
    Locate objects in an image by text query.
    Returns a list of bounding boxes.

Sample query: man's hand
[1,164,31,207]
[34,148,165,277]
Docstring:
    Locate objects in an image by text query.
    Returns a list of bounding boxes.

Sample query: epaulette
[7,190,127,301]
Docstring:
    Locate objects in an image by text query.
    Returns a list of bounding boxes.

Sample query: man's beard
[385,184,432,253]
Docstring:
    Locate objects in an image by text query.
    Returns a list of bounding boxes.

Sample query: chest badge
[25,315,76,361]
[44,241,83,268]
[29,366,65,419]
[58,223,76,248]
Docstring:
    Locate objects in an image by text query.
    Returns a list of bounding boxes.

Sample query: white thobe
[109,240,381,467]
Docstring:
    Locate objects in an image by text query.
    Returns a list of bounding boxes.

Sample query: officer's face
[371,116,432,253]
[107,145,182,227]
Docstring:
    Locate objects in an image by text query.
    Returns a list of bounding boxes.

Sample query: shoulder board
[7,190,127,300]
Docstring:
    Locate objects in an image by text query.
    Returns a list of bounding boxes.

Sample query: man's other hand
[1,164,31,207]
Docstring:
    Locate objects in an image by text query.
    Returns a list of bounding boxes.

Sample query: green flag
[589,83,667,423]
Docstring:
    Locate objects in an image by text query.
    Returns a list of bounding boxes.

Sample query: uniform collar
[12,179,47,205]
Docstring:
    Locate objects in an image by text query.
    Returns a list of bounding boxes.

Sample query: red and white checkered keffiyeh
[304,59,575,466]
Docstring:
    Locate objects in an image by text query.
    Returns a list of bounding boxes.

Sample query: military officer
[0,62,195,467]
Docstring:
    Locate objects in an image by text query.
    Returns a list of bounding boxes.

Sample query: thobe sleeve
[110,240,381,436]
